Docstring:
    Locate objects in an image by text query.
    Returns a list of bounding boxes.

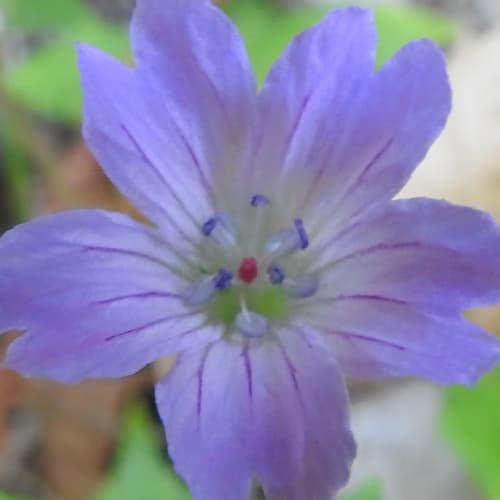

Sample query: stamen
[236,308,269,338]
[264,219,309,259]
[268,263,285,284]
[201,217,216,236]
[265,229,300,258]
[284,274,319,299]
[239,257,258,284]
[213,268,233,290]
[201,213,237,248]
[294,219,309,249]
[183,276,217,307]
[251,194,270,207]
[249,195,269,251]
[184,268,233,307]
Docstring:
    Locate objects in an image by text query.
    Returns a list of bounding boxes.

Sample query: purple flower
[1,2,500,498]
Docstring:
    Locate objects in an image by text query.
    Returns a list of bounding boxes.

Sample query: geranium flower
[1,1,500,499]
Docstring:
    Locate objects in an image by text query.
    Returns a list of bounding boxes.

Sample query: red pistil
[238,257,258,284]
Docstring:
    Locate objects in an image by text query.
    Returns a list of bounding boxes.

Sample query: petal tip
[325,5,376,28]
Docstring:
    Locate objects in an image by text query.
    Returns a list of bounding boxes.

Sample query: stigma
[238,257,258,283]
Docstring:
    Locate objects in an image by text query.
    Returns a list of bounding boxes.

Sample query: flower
[1,1,500,498]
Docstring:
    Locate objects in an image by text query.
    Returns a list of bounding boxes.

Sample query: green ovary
[210,286,290,327]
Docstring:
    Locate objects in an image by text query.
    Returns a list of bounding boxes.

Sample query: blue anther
[294,219,309,249]
[251,194,270,207]
[268,263,285,284]
[213,268,233,290]
[202,217,217,236]
[201,213,238,248]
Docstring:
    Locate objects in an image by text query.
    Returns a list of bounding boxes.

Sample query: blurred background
[0,0,500,499]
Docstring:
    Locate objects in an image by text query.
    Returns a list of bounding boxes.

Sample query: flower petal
[315,198,500,311]
[156,342,252,500]
[307,198,500,384]
[155,331,355,500]
[248,7,376,198]
[130,0,257,207]
[0,211,221,383]
[304,299,500,385]
[261,330,356,500]
[78,44,213,248]
[250,6,450,232]
[317,40,450,225]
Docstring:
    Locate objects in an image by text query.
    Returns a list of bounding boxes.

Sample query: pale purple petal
[78,44,213,249]
[307,198,500,384]
[315,41,450,225]
[261,329,355,500]
[315,199,500,311]
[247,7,376,197]
[155,330,355,500]
[131,0,257,207]
[4,3,497,499]
[249,7,449,232]
[156,342,252,500]
[0,211,221,383]
[305,299,500,385]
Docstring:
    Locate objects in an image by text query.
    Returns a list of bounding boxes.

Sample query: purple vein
[187,45,232,128]
[276,338,300,395]
[313,137,395,219]
[334,241,421,264]
[174,123,217,206]
[241,345,253,399]
[121,124,169,189]
[285,94,313,152]
[163,43,219,207]
[324,329,406,351]
[196,345,214,423]
[314,241,421,275]
[299,132,345,214]
[82,245,170,269]
[353,137,395,186]
[92,291,181,306]
[120,124,199,245]
[316,294,407,306]
[313,216,364,257]
[104,313,193,341]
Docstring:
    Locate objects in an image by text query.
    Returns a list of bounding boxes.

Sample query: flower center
[183,194,319,339]
[238,257,258,283]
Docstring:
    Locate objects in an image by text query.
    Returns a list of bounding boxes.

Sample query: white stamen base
[183,276,217,307]
[236,311,269,338]
[284,274,319,299]
[264,228,302,259]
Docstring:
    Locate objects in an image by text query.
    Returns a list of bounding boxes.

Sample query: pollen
[238,257,258,283]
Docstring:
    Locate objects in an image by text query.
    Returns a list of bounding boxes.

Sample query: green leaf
[226,0,330,83]
[441,366,500,500]
[375,5,456,65]
[6,41,82,123]
[95,406,191,500]
[0,490,28,499]
[5,21,129,124]
[339,479,384,500]
[0,0,94,30]
[0,114,31,221]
